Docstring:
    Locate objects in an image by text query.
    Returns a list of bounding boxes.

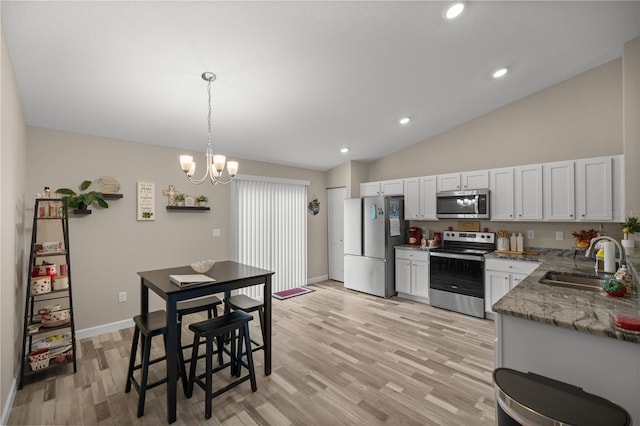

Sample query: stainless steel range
[429,231,496,318]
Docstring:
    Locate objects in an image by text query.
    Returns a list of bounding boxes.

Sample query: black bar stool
[125,310,187,418]
[224,294,264,353]
[177,295,223,367]
[186,310,257,420]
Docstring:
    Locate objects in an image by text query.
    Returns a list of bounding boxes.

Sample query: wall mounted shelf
[166,206,210,211]
[101,193,123,199]
[72,209,91,215]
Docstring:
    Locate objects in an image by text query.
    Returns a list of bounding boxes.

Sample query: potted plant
[571,228,598,250]
[196,195,208,207]
[620,217,640,248]
[55,180,108,212]
[175,193,186,207]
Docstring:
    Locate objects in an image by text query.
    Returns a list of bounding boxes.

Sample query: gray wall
[26,127,328,330]
[1,23,28,421]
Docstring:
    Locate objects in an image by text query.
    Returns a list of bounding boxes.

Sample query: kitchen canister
[31,276,51,295]
[497,238,509,251]
[53,275,69,291]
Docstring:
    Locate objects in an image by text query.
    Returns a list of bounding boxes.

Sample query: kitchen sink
[539,271,605,292]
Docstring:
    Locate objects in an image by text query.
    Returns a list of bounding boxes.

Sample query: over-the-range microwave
[436,189,490,219]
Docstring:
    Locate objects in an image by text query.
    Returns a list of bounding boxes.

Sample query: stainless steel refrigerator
[344,196,407,298]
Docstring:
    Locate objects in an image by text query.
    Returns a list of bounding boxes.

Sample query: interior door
[328,187,347,282]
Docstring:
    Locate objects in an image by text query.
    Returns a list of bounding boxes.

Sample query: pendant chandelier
[179,72,238,185]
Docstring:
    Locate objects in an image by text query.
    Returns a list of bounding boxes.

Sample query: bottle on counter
[510,233,517,252]
[516,233,524,252]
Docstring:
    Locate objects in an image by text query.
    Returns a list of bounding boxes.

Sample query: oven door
[429,252,485,298]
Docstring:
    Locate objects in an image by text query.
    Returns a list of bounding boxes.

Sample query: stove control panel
[442,231,496,244]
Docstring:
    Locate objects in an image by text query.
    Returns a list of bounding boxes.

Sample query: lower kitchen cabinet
[395,249,429,303]
[485,258,539,316]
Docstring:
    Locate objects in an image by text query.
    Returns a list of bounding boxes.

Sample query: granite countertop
[492,247,640,344]
[395,244,436,251]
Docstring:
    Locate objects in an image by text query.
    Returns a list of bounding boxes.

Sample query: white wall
[1,24,28,421]
[368,59,623,181]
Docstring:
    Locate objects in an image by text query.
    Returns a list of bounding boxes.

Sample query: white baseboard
[75,318,134,340]
[1,374,18,426]
[307,275,328,285]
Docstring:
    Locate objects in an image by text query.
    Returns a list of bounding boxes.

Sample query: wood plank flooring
[8,281,496,425]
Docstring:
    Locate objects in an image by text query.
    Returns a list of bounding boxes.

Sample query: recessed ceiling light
[399,117,411,125]
[445,3,465,20]
[493,67,508,79]
[340,148,349,154]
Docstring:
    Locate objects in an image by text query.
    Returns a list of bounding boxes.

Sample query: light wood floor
[9,281,496,425]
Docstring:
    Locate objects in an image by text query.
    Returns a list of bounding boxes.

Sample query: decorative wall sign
[137,182,155,221]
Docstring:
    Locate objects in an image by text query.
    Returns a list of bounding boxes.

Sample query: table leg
[264,274,272,375]
[140,278,149,315]
[166,297,178,423]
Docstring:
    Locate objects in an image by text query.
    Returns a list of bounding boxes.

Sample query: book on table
[169,274,216,287]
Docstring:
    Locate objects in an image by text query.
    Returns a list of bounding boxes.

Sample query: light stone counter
[491,247,640,344]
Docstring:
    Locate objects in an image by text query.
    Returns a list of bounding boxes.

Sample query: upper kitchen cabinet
[575,156,613,221]
[543,161,575,221]
[437,171,489,192]
[490,168,515,221]
[404,176,437,220]
[514,164,543,220]
[360,179,404,197]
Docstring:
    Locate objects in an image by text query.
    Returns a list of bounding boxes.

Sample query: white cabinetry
[395,249,429,302]
[490,168,515,221]
[576,156,612,221]
[462,170,489,190]
[514,164,543,220]
[485,258,539,315]
[437,173,461,192]
[360,179,404,197]
[404,176,437,220]
[437,171,489,192]
[543,160,575,221]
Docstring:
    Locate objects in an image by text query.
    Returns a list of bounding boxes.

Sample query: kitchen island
[492,248,640,422]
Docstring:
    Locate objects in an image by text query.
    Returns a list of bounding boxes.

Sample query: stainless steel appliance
[344,196,407,298]
[436,189,490,219]
[429,231,496,318]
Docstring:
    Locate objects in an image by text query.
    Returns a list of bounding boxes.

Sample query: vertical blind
[231,176,308,298]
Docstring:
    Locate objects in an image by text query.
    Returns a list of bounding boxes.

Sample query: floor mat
[272,287,314,300]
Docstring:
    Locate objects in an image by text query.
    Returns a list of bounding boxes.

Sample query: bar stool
[186,310,257,420]
[224,294,264,353]
[177,295,223,367]
[125,310,187,418]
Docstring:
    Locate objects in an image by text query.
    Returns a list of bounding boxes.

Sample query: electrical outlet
[556,231,564,241]
[212,228,221,237]
[118,291,127,303]
[527,230,535,239]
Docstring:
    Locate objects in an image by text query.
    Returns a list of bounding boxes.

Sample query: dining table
[137,260,274,424]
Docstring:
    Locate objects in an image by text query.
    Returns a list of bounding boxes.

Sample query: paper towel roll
[603,241,616,273]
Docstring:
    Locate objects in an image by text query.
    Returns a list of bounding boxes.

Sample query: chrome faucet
[585,236,626,267]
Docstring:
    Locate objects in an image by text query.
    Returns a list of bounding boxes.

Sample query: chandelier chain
[207,78,212,147]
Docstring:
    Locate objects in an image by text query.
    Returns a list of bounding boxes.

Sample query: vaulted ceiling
[2,1,639,171]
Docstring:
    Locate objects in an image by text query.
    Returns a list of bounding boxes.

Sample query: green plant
[175,193,186,202]
[196,195,208,202]
[55,180,108,209]
[620,217,640,236]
